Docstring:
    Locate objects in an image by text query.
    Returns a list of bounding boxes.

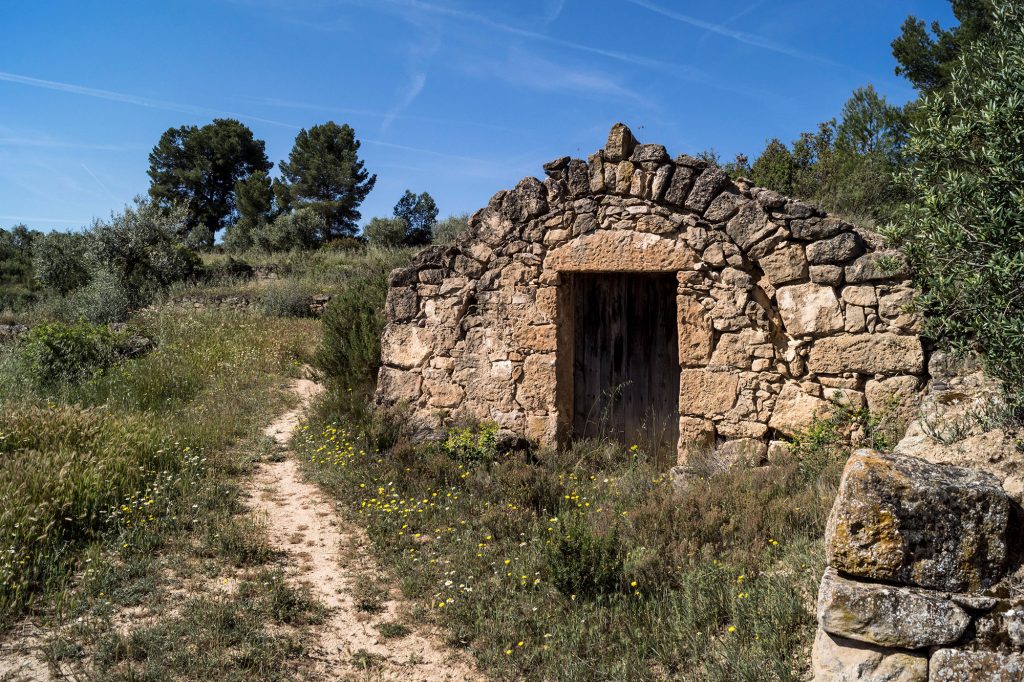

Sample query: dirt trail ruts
[250,377,481,681]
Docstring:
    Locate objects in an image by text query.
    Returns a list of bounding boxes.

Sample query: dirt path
[249,378,481,681]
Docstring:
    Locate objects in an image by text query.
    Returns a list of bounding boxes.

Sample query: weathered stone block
[759,243,808,286]
[678,297,713,366]
[679,369,738,415]
[810,264,844,286]
[825,450,1010,592]
[930,649,1024,681]
[807,232,865,264]
[377,366,422,402]
[817,568,970,648]
[777,282,845,336]
[604,122,637,162]
[812,629,927,682]
[725,201,776,250]
[685,167,730,213]
[846,251,911,283]
[381,325,434,369]
[385,287,418,322]
[769,382,831,437]
[808,334,924,375]
[865,376,920,430]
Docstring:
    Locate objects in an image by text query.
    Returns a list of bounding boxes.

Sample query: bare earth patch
[249,378,481,681]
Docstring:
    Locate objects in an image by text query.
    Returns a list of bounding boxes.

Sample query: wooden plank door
[571,273,679,464]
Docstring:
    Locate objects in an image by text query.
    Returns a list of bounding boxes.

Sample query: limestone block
[807,232,865,264]
[515,353,556,412]
[377,366,423,403]
[629,143,668,163]
[817,568,970,648]
[725,201,776,250]
[825,450,1010,592]
[716,420,768,439]
[500,177,548,223]
[808,334,924,375]
[704,191,747,222]
[649,163,674,201]
[845,305,867,333]
[679,369,738,416]
[686,167,730,213]
[759,243,808,286]
[525,414,557,445]
[776,283,845,336]
[716,438,767,467]
[615,160,634,194]
[865,376,920,431]
[843,285,878,307]
[380,325,434,369]
[425,380,465,409]
[565,159,590,197]
[548,231,696,273]
[846,251,911,283]
[824,387,866,411]
[588,152,606,193]
[768,382,831,437]
[678,298,713,366]
[636,214,678,234]
[678,416,715,457]
[792,216,849,240]
[929,649,1024,681]
[385,287,418,322]
[604,122,637,162]
[663,164,697,206]
[810,264,844,286]
[811,629,927,682]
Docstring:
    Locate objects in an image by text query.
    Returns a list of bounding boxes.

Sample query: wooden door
[571,273,679,463]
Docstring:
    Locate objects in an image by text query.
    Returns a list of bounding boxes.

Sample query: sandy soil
[248,377,482,681]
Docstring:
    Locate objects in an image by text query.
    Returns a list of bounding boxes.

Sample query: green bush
[15,321,129,389]
[442,422,499,464]
[251,207,324,252]
[544,517,627,600]
[260,279,315,318]
[313,254,398,393]
[887,3,1024,406]
[432,213,471,244]
[363,216,407,247]
[33,231,92,295]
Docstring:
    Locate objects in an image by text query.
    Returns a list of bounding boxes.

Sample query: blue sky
[1,0,954,234]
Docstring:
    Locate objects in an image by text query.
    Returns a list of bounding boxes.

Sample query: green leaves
[888,2,1024,406]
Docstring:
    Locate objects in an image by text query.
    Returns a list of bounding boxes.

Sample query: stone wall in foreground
[376,123,926,463]
[813,448,1024,681]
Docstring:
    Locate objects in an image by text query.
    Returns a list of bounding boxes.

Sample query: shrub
[33,231,92,295]
[432,213,471,244]
[442,422,499,464]
[260,279,315,318]
[544,517,627,600]
[886,3,1024,406]
[363,217,408,247]
[251,207,324,252]
[15,321,126,389]
[313,255,395,393]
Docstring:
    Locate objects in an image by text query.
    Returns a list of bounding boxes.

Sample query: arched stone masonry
[377,124,926,464]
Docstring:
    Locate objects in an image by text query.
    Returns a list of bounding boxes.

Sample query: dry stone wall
[377,123,926,462]
[813,449,1024,681]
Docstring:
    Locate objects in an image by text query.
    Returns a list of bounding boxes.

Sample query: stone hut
[376,124,925,464]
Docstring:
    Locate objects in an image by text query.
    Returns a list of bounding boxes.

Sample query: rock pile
[813,449,1024,680]
[377,123,926,462]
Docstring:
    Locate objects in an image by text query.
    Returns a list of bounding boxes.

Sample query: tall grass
[297,414,849,681]
[0,306,319,624]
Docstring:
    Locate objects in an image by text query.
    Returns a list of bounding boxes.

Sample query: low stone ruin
[813,447,1024,681]
[377,123,926,463]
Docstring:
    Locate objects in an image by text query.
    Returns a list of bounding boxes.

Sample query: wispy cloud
[381,11,443,133]
[366,0,673,70]
[0,214,88,225]
[0,136,140,152]
[624,0,841,67]
[541,0,566,27]
[0,71,299,129]
[462,47,656,108]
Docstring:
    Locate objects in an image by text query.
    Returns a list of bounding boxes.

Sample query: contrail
[0,71,299,129]
[624,0,841,67]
